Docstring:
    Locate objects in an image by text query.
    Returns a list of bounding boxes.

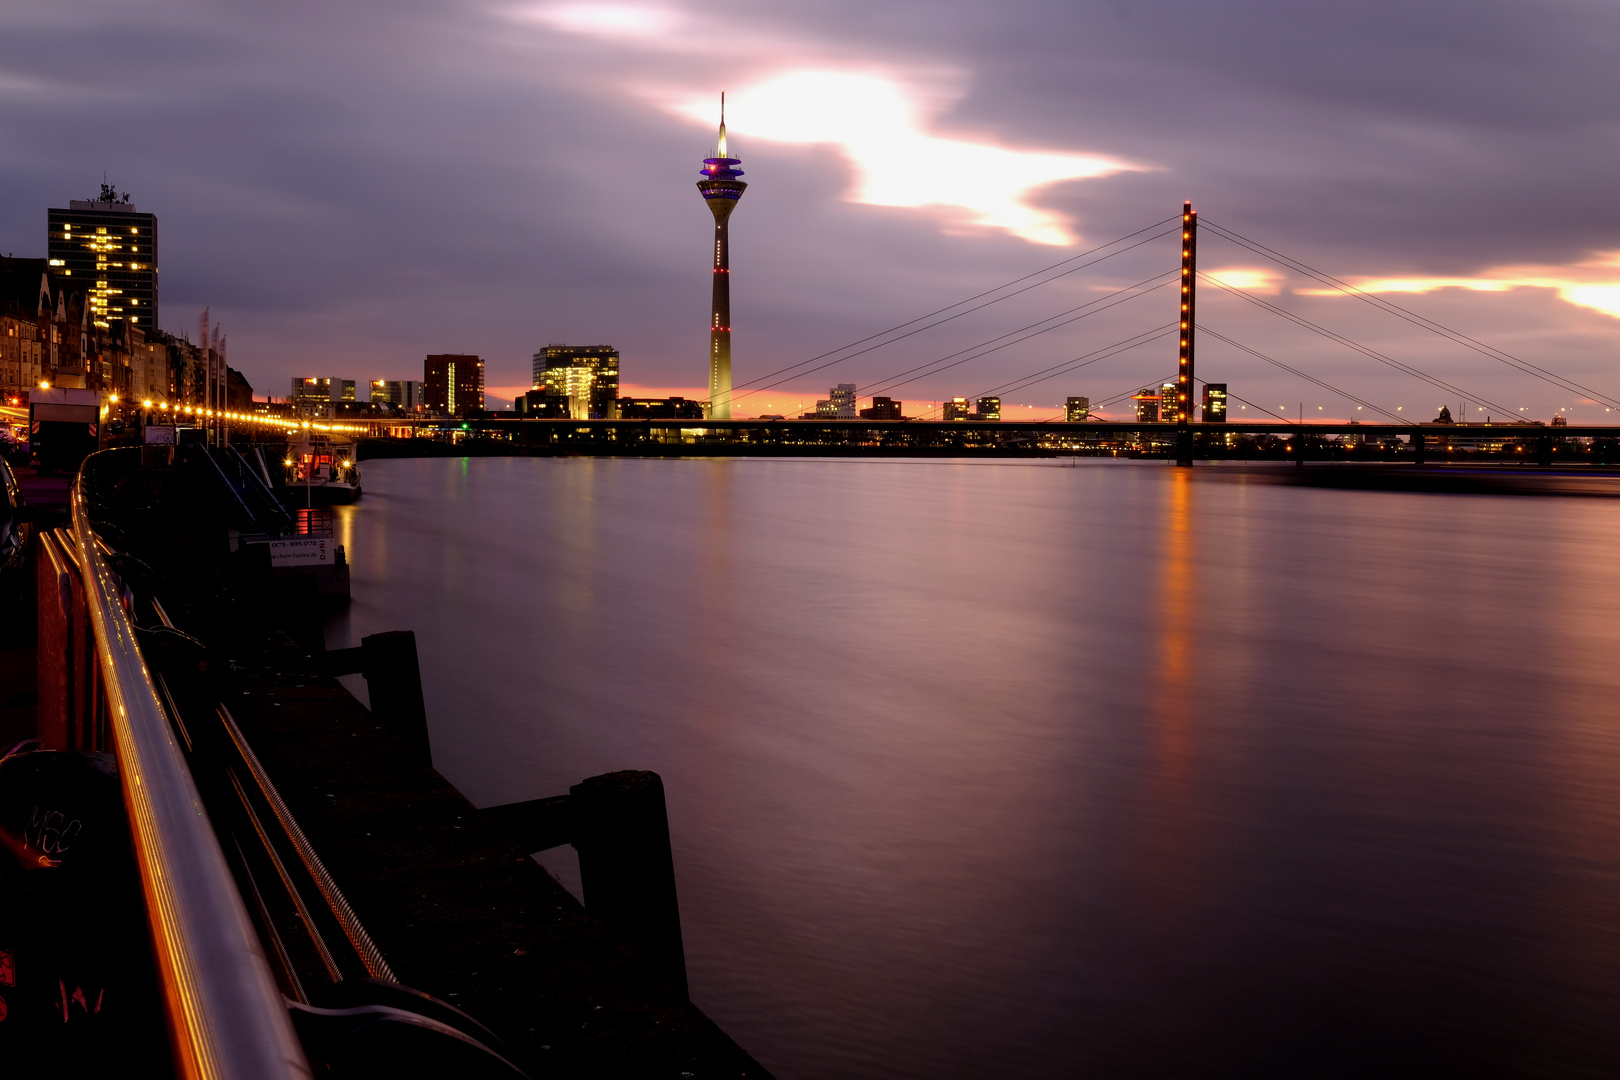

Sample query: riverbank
[25,447,772,1078]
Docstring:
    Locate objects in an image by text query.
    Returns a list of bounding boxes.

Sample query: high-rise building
[1160,382,1176,423]
[697,96,747,420]
[1202,383,1227,422]
[1133,388,1161,423]
[973,396,1001,421]
[1065,396,1091,421]
[535,344,619,419]
[942,397,970,421]
[424,354,485,416]
[47,187,158,333]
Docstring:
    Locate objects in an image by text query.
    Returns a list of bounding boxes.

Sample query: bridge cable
[721,218,1181,406]
[969,324,1179,403]
[911,327,1177,419]
[1202,220,1614,412]
[1201,326,1406,422]
[855,274,1179,403]
[1197,270,1529,420]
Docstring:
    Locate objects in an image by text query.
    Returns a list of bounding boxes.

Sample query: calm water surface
[327,457,1620,1079]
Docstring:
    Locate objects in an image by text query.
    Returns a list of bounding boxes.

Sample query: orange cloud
[1303,250,1620,319]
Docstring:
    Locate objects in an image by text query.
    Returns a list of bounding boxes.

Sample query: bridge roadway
[342,417,1620,439]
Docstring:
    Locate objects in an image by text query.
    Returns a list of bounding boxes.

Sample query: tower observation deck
[697,95,746,419]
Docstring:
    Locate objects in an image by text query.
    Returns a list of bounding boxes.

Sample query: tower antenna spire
[697,91,747,420]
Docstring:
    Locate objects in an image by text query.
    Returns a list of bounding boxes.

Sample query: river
[326,456,1620,1079]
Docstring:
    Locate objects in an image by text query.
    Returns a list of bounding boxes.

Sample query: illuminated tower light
[697,93,747,420]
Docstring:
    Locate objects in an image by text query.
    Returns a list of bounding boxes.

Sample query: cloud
[667,70,1141,246]
[1201,267,1285,294]
[517,2,1145,245]
[517,2,683,39]
[1305,251,1620,320]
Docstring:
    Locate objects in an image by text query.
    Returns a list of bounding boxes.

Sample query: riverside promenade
[12,444,771,1079]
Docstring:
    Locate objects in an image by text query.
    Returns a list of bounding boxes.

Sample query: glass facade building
[534,344,620,420]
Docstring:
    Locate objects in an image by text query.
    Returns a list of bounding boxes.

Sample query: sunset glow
[522,3,1143,246]
[1308,251,1620,320]
[1202,267,1286,294]
[669,71,1140,246]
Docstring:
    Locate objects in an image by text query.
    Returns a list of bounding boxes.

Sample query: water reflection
[328,458,1620,1080]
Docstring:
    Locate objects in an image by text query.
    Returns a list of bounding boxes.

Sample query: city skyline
[2,2,1618,420]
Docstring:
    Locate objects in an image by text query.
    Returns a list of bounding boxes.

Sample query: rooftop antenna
[717,91,727,158]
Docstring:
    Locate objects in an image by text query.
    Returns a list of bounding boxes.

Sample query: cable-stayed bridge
[347,203,1620,462]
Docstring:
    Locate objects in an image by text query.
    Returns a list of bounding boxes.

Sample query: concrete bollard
[358,631,430,767]
[569,771,688,998]
[323,631,431,767]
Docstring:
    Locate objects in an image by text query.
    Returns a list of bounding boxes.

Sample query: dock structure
[5,444,772,1078]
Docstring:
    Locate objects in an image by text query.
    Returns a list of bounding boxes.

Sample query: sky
[3,0,1619,420]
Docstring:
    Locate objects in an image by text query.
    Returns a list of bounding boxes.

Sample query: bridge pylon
[1176,201,1197,467]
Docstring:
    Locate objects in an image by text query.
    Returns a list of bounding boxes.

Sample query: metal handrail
[72,468,312,1080]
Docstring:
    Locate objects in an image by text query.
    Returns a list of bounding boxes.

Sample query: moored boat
[283,433,362,505]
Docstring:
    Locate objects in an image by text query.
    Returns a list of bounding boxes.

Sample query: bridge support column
[1412,431,1425,465]
[1538,434,1553,466]
[1175,202,1197,467]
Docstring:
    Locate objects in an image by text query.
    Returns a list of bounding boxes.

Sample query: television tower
[698,94,746,419]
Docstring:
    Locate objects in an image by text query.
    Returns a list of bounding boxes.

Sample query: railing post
[570,771,688,997]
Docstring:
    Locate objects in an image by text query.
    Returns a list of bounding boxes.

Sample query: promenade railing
[68,468,311,1080]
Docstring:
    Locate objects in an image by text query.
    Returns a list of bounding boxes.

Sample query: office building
[618,396,706,419]
[291,377,355,415]
[859,396,903,420]
[942,397,970,421]
[1160,382,1177,423]
[1065,396,1091,421]
[371,379,425,411]
[973,396,1001,421]
[515,389,571,417]
[535,344,619,419]
[1133,388,1161,423]
[424,354,484,416]
[1202,383,1227,422]
[47,187,159,333]
[697,97,747,419]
